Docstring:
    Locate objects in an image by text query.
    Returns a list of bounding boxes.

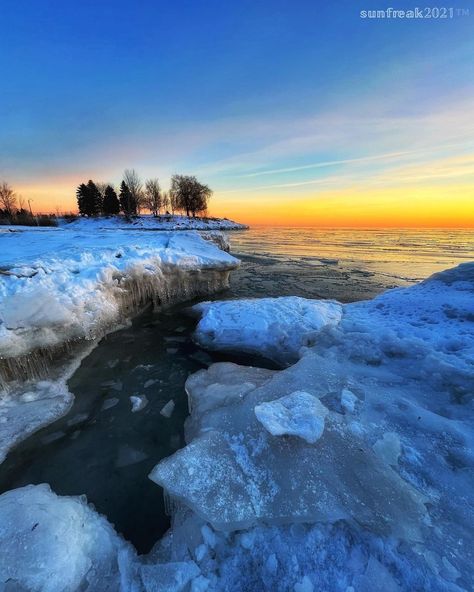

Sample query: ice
[294,576,314,592]
[340,388,357,413]
[148,263,474,588]
[0,484,136,591]
[160,399,175,418]
[254,391,328,443]
[191,296,342,363]
[0,378,73,463]
[373,432,401,467]
[139,561,200,592]
[0,227,239,380]
[130,394,148,412]
[116,444,148,468]
[144,379,159,388]
[101,397,119,411]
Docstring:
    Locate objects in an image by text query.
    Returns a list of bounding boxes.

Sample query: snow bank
[61,214,248,231]
[149,262,474,590]
[0,228,238,372]
[192,297,342,363]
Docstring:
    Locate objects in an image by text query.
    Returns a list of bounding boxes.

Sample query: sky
[1,0,473,226]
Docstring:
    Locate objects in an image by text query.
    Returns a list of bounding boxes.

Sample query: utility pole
[28,199,33,216]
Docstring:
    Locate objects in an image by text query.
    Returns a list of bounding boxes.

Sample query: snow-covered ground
[0,243,473,589]
[0,224,238,463]
[60,214,248,231]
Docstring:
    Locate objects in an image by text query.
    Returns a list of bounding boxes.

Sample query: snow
[192,297,343,364]
[0,226,238,361]
[1,248,473,590]
[148,262,474,590]
[0,484,136,591]
[60,213,248,232]
[254,391,328,443]
[0,222,238,467]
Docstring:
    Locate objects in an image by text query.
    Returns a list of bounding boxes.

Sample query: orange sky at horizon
[18,182,474,229]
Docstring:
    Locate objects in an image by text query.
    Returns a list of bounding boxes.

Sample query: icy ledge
[0,229,239,384]
[0,229,238,463]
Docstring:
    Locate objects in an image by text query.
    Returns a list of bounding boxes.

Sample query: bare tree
[161,191,170,214]
[123,169,144,213]
[143,178,162,217]
[0,182,18,220]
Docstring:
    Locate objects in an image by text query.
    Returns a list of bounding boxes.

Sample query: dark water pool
[0,301,276,553]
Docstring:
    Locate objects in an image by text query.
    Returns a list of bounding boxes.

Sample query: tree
[102,185,120,215]
[76,183,89,216]
[161,191,170,214]
[119,181,136,216]
[143,178,161,216]
[123,169,143,213]
[170,175,212,217]
[76,180,101,216]
[0,182,17,221]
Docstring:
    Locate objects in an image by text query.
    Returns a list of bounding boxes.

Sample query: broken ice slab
[160,400,175,418]
[149,424,427,541]
[139,561,200,592]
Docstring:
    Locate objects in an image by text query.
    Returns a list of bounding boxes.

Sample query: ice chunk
[130,394,148,413]
[373,432,401,467]
[140,561,200,592]
[101,397,119,411]
[0,484,136,591]
[353,556,401,592]
[191,297,342,363]
[116,444,148,468]
[341,389,358,413]
[294,575,314,592]
[160,400,175,418]
[254,391,328,444]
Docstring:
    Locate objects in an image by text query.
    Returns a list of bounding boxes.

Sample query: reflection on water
[227,227,474,302]
[231,227,474,279]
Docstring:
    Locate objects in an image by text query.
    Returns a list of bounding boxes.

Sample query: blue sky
[1,0,473,222]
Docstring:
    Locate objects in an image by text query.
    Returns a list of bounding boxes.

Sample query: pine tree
[76,183,89,216]
[119,181,136,216]
[102,185,120,215]
[86,180,102,215]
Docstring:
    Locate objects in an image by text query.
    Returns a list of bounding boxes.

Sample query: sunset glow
[2,1,473,227]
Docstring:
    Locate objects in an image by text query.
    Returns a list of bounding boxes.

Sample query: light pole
[28,199,33,216]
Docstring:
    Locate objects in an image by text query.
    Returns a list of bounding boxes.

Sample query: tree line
[76,169,212,218]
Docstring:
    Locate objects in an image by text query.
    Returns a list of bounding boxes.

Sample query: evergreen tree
[86,180,102,215]
[76,183,89,216]
[102,185,120,215]
[76,180,102,216]
[119,181,136,216]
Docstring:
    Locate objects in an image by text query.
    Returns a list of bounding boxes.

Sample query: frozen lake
[1,226,472,554]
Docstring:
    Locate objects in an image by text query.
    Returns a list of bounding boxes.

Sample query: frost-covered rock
[0,484,136,591]
[254,391,328,443]
[61,214,248,231]
[191,297,342,363]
